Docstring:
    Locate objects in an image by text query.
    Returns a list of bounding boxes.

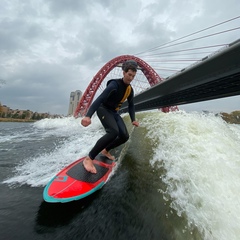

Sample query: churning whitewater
[141,111,240,240]
[3,110,240,240]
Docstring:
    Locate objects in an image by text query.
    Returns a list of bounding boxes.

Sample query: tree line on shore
[0,110,50,120]
[0,103,239,123]
[0,103,62,121]
[220,111,240,124]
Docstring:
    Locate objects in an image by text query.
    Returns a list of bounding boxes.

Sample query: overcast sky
[0,0,239,115]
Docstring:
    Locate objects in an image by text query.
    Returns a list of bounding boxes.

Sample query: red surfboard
[43,154,116,203]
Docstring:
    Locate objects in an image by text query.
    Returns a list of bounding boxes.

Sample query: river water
[1,110,240,240]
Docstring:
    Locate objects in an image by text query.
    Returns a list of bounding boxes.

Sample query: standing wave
[141,110,240,240]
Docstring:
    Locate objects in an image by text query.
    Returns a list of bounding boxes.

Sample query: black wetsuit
[85,78,136,160]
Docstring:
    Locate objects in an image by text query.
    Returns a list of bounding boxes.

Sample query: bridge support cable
[119,39,240,113]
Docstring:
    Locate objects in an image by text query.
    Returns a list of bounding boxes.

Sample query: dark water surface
[5,113,239,240]
[0,121,199,240]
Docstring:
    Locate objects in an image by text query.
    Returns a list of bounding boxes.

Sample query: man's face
[123,69,136,85]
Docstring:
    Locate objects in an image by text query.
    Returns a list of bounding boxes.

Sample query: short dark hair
[122,60,138,72]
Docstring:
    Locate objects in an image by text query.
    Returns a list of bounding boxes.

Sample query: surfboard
[43,154,116,203]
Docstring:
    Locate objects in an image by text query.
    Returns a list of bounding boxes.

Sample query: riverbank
[220,111,240,124]
[0,118,36,122]
[1,111,239,124]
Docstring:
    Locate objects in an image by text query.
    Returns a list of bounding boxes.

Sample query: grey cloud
[0,18,48,54]
[0,0,239,115]
[48,0,90,16]
[0,19,27,51]
[1,61,83,113]
[133,17,171,50]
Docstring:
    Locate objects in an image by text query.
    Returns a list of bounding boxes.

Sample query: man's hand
[132,121,139,127]
[81,117,91,127]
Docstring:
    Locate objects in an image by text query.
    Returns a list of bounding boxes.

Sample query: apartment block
[68,90,82,116]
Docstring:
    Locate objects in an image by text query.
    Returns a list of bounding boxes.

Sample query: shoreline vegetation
[220,111,240,124]
[0,111,239,124]
[0,118,36,122]
[0,103,63,122]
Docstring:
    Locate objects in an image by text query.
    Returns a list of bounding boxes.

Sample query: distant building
[0,103,10,114]
[68,90,82,116]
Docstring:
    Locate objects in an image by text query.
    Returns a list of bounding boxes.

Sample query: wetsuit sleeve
[127,88,135,122]
[85,81,118,118]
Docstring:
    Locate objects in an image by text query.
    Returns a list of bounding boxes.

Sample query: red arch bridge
[74,38,240,117]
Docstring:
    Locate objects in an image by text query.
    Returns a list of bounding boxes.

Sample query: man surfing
[81,60,139,173]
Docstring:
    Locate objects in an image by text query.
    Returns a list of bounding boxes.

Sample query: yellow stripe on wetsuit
[115,85,131,111]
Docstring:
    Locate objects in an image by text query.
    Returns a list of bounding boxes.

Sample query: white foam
[142,111,240,240]
[3,115,105,187]
[33,116,96,137]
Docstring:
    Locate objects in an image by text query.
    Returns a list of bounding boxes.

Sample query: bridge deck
[120,39,240,113]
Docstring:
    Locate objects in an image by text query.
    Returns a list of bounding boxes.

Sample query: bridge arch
[74,55,164,117]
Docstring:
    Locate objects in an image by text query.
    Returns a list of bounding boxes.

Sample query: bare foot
[83,157,97,173]
[101,149,115,160]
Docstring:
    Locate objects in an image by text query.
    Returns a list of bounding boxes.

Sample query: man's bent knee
[106,128,119,140]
